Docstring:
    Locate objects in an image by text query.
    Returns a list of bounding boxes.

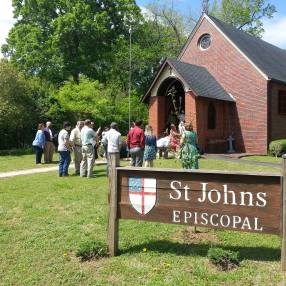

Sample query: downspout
[267,80,272,153]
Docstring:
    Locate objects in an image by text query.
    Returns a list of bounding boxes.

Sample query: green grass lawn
[242,155,282,164]
[1,153,280,173]
[0,154,59,172]
[0,159,283,285]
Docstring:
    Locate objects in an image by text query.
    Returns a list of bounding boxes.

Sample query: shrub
[76,240,108,262]
[207,247,240,271]
[269,139,286,157]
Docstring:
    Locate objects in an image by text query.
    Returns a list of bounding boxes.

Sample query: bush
[207,247,240,271]
[269,139,286,157]
[76,240,108,262]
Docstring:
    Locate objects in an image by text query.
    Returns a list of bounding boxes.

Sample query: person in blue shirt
[143,125,157,168]
[32,123,46,164]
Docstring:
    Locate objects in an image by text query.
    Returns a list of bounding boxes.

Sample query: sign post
[282,155,286,271]
[107,153,119,256]
[108,163,284,268]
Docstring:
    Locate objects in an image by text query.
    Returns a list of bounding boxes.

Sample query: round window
[199,34,211,50]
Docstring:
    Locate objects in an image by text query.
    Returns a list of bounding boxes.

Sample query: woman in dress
[169,124,180,152]
[32,123,46,164]
[143,125,157,167]
[179,123,199,169]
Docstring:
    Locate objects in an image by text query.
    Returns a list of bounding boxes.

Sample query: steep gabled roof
[141,58,235,102]
[207,15,286,84]
[179,14,286,84]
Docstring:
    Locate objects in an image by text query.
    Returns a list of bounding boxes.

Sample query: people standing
[58,121,72,177]
[43,121,55,163]
[102,122,122,175]
[90,122,100,162]
[143,125,157,168]
[80,119,97,178]
[101,126,110,160]
[179,123,199,169]
[32,123,46,165]
[127,120,145,167]
[70,121,84,175]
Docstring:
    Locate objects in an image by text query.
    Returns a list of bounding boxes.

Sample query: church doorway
[157,77,185,135]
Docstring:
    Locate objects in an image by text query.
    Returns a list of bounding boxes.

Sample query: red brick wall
[180,17,268,153]
[185,91,197,130]
[270,82,286,141]
[196,98,231,152]
[148,96,166,137]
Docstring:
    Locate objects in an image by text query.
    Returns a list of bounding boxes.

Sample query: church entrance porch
[143,59,237,153]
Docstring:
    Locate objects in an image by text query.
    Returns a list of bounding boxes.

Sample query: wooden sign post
[108,153,286,271]
[107,153,120,256]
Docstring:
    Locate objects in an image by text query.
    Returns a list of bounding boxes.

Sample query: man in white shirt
[80,119,97,178]
[102,122,122,175]
[70,121,84,175]
[58,121,72,177]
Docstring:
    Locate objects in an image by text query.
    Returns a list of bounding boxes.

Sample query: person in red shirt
[127,120,145,167]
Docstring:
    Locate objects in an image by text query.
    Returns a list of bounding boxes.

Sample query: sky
[0,0,286,56]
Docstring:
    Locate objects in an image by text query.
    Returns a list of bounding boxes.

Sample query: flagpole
[128,25,132,129]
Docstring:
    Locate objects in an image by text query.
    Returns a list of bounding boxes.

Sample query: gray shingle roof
[167,59,235,102]
[208,15,286,84]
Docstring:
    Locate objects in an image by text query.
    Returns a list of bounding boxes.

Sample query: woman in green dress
[179,123,199,169]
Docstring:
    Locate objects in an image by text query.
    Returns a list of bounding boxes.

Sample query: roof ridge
[207,14,286,53]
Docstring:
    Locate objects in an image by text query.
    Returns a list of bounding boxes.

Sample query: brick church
[142,13,286,154]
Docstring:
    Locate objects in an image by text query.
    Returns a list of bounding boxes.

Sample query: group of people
[32,121,55,165]
[32,119,110,178]
[126,119,199,170]
[32,118,199,178]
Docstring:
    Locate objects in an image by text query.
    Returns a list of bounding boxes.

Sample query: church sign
[117,168,281,234]
[107,155,286,271]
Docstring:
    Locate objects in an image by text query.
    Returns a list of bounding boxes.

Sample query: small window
[208,103,216,129]
[198,34,211,50]
[279,91,286,115]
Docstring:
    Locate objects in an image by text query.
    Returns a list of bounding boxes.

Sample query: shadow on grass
[120,239,280,261]
[92,169,107,178]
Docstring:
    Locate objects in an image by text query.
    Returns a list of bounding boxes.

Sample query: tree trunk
[72,73,79,84]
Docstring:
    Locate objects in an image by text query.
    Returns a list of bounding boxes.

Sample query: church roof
[141,58,235,102]
[206,15,286,84]
[168,59,235,102]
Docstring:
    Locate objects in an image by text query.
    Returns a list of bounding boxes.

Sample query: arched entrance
[157,77,186,134]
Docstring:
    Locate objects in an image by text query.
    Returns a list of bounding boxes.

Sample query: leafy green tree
[2,0,141,84]
[49,77,147,133]
[210,0,276,37]
[0,60,40,149]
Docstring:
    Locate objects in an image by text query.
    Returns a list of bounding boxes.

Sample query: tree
[48,77,147,133]
[107,2,193,95]
[0,60,41,149]
[2,0,141,84]
[146,1,196,47]
[210,0,276,37]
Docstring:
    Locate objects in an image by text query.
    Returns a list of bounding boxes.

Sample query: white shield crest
[128,177,157,215]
